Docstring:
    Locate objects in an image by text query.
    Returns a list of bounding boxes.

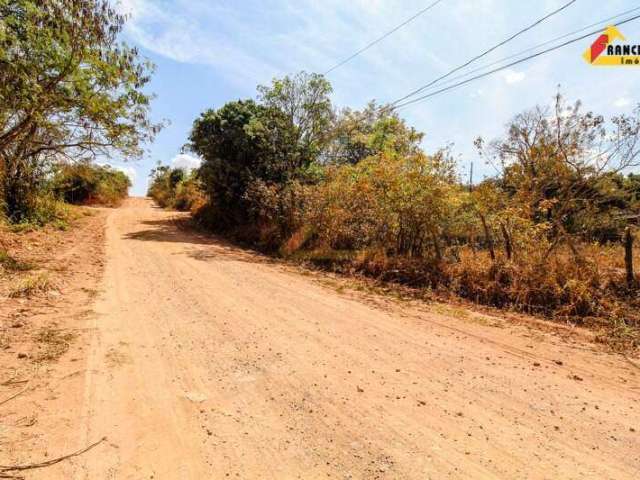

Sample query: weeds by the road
[0,251,34,272]
[34,328,75,362]
[8,272,51,298]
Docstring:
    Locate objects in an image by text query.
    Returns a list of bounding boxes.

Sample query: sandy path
[61,198,640,478]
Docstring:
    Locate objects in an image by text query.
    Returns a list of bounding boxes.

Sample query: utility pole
[469,162,474,192]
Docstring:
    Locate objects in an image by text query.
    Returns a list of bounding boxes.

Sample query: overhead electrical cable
[395,5,640,98]
[323,0,446,75]
[389,0,578,107]
[391,13,640,110]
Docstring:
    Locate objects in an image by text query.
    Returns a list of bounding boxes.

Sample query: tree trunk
[500,222,512,260]
[479,213,495,262]
[624,226,634,289]
[430,229,442,262]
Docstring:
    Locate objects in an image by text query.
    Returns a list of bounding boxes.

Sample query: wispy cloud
[117,0,283,89]
[115,0,454,98]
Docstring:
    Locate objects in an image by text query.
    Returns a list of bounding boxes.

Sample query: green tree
[187,100,301,228]
[0,0,160,221]
[257,71,333,162]
[327,101,424,164]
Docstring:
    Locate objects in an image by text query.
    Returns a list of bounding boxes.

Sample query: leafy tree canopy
[0,0,161,220]
[187,99,301,227]
[257,71,333,161]
[327,101,424,165]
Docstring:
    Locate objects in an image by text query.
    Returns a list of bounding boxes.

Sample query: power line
[392,13,640,110]
[394,5,640,99]
[389,0,577,107]
[323,0,445,75]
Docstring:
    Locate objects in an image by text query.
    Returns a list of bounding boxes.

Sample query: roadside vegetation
[0,0,159,229]
[1,1,638,348]
[147,163,205,213]
[146,72,640,347]
[52,162,131,207]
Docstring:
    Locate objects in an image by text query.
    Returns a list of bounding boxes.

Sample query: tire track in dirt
[28,198,639,479]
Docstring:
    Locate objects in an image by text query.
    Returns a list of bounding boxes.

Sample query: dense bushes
[187,100,304,232]
[307,151,458,256]
[147,165,205,213]
[0,161,131,228]
[52,162,130,206]
[179,72,639,345]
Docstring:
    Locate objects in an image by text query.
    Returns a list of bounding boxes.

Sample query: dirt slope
[14,198,640,479]
[0,208,108,472]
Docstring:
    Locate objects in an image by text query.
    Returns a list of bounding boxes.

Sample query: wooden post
[624,226,634,288]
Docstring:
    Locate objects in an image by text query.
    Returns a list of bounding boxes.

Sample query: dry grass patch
[8,272,51,298]
[0,250,34,272]
[34,328,75,362]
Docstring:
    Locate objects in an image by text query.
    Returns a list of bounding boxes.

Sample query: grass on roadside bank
[1,205,97,300]
[8,272,51,298]
[0,250,35,272]
[5,197,82,233]
[274,245,640,352]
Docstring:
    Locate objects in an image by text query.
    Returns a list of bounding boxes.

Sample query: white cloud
[503,69,525,85]
[613,97,630,108]
[171,153,201,171]
[99,162,137,184]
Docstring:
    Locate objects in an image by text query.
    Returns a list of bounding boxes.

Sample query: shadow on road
[123,216,279,266]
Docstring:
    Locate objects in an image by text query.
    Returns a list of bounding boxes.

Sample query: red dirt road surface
[3,198,639,479]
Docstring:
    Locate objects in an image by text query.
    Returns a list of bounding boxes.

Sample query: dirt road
[37,198,640,478]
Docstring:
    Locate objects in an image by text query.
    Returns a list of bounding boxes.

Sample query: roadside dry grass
[0,206,108,467]
[8,272,51,298]
[287,245,640,353]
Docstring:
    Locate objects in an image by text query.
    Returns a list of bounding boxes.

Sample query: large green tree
[187,100,301,228]
[0,0,160,221]
[257,71,333,162]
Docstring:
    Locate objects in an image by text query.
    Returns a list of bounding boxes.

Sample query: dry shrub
[173,176,207,213]
[280,225,314,256]
[52,162,130,207]
[450,249,598,316]
[290,237,639,349]
[450,245,639,340]
[305,152,458,256]
[356,253,450,289]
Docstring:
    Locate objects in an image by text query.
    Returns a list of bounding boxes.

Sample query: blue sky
[110,0,640,195]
